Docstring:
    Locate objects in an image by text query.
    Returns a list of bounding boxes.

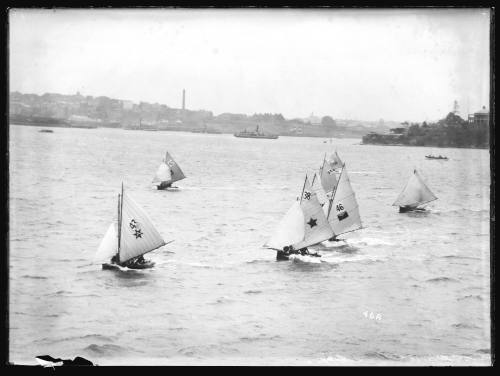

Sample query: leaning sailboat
[324,163,363,242]
[95,183,171,270]
[152,151,186,190]
[264,175,334,261]
[393,169,437,212]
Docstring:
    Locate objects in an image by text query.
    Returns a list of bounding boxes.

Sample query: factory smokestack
[182,89,185,111]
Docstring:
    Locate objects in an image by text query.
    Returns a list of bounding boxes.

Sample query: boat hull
[399,206,426,213]
[234,134,278,139]
[102,261,155,270]
[425,156,448,160]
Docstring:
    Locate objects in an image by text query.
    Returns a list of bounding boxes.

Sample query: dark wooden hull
[399,206,426,213]
[102,261,155,270]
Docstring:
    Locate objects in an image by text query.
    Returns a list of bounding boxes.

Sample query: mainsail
[319,157,338,196]
[327,150,343,171]
[263,201,305,250]
[311,173,328,206]
[118,191,167,263]
[152,163,172,184]
[265,176,334,250]
[326,164,363,236]
[152,151,186,186]
[94,222,118,263]
[392,169,438,208]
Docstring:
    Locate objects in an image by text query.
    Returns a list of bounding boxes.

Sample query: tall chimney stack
[182,89,185,111]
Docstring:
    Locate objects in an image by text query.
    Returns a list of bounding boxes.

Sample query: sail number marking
[363,311,382,321]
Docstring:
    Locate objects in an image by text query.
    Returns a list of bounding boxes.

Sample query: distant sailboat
[95,183,171,270]
[152,151,186,190]
[324,163,363,241]
[393,169,437,213]
[264,175,334,261]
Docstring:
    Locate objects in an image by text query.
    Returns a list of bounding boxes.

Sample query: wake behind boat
[393,169,438,212]
[152,151,186,190]
[95,183,172,270]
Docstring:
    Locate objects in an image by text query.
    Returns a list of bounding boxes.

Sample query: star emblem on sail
[324,164,363,236]
[392,169,438,209]
[264,175,334,250]
[94,184,171,265]
[152,151,186,186]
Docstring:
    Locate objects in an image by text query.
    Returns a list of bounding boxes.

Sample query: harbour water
[8,124,491,366]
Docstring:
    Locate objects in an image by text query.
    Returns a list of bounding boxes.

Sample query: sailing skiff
[95,183,172,270]
[393,169,438,212]
[152,151,186,190]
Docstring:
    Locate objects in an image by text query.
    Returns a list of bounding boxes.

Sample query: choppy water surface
[9,125,491,366]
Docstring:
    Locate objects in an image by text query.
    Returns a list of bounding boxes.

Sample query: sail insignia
[118,191,167,263]
[326,164,363,236]
[292,175,334,249]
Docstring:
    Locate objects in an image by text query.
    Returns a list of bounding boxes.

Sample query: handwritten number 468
[363,311,382,320]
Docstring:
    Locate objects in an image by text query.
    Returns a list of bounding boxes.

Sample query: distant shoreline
[10,122,365,140]
[360,142,489,150]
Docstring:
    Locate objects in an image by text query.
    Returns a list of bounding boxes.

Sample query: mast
[299,174,307,203]
[320,152,326,175]
[117,182,124,261]
[116,192,121,258]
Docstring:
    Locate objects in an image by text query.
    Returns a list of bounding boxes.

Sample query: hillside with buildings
[362,108,490,149]
[9,90,392,137]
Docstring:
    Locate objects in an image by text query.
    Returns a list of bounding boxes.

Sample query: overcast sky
[9,8,491,122]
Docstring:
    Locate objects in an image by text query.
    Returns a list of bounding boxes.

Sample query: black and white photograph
[6,7,493,366]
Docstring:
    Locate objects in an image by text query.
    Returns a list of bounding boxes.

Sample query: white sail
[119,191,167,263]
[311,173,328,206]
[164,152,186,184]
[393,169,438,208]
[292,176,334,249]
[327,165,363,236]
[152,162,172,185]
[320,158,338,195]
[94,222,118,263]
[264,201,305,250]
[328,151,343,171]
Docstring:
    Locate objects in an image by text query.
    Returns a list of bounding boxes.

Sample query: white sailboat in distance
[152,151,186,190]
[393,169,437,213]
[95,183,173,270]
[264,175,334,261]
